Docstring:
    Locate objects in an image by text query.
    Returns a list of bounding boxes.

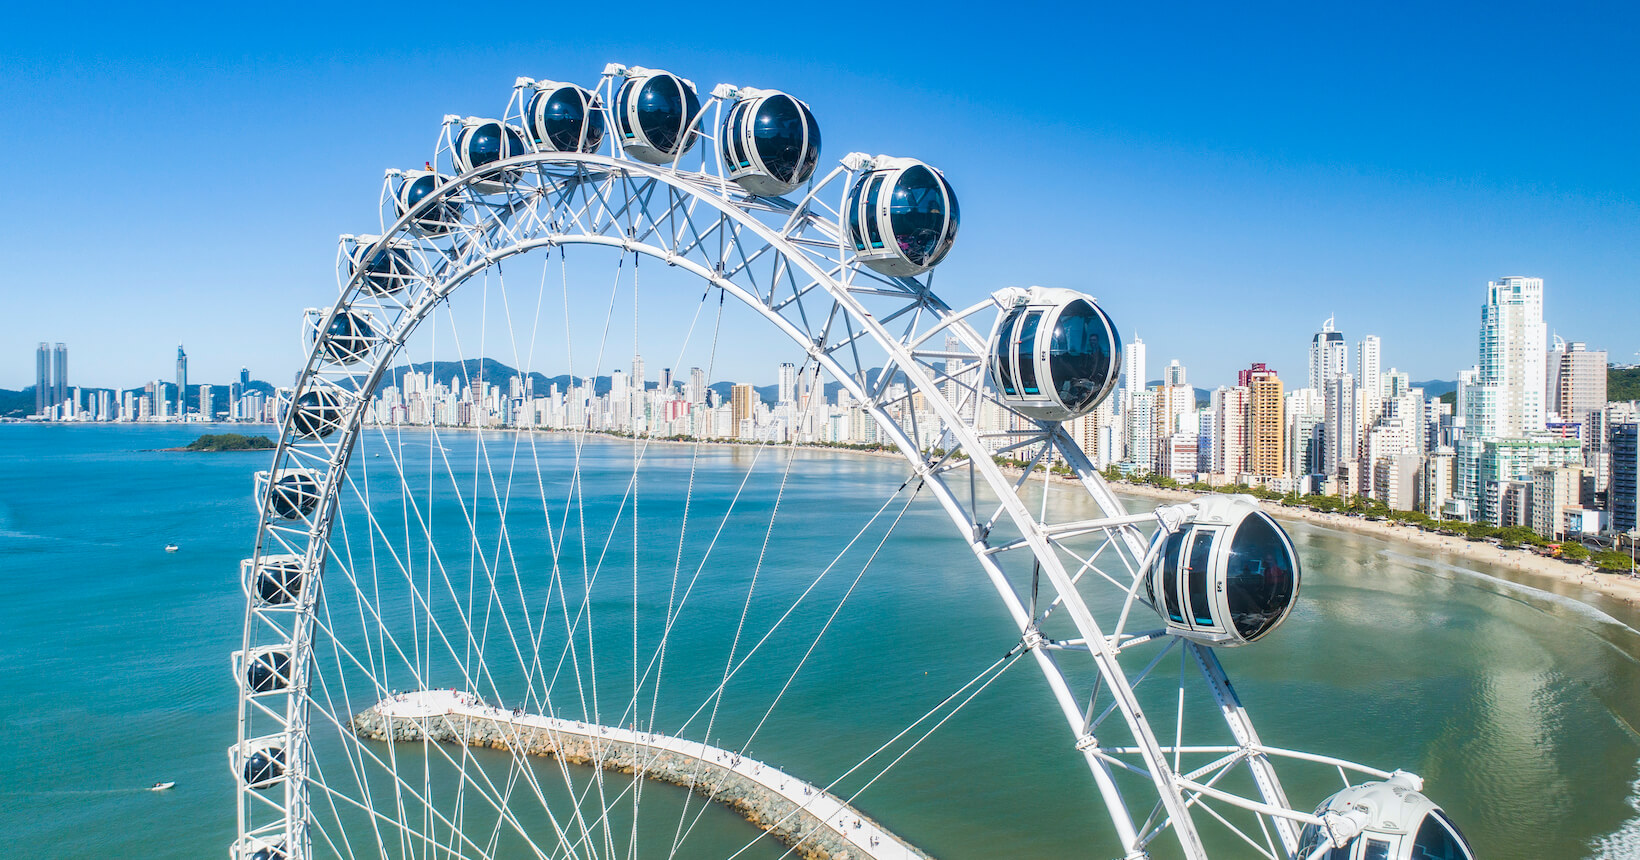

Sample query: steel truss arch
[237,116,1390,860]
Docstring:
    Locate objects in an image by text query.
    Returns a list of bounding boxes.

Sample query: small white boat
[150,782,175,791]
[164,544,179,553]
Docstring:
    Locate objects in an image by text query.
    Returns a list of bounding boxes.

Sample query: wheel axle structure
[231,63,1475,860]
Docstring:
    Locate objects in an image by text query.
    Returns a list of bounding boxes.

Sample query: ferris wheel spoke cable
[668,476,922,857]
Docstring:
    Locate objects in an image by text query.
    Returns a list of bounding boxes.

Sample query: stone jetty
[351,690,933,860]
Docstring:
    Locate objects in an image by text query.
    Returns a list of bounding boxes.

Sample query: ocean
[2,422,1638,859]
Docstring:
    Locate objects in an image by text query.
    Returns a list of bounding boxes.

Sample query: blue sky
[1,1,1635,390]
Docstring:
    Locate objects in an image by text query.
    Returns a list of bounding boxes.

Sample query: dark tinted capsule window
[465,123,503,167]
[1411,812,1469,860]
[846,181,866,250]
[993,309,1024,396]
[615,80,636,138]
[800,106,821,180]
[753,95,804,182]
[1047,301,1118,412]
[1364,839,1391,860]
[1224,512,1296,641]
[888,165,947,264]
[864,176,886,249]
[1161,530,1186,623]
[637,76,685,152]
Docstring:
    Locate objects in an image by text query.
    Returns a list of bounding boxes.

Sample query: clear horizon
[3,2,1635,391]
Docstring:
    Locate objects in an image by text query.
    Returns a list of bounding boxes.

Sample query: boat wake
[1377,549,1640,642]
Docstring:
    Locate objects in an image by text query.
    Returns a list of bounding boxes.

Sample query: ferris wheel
[230,64,1479,860]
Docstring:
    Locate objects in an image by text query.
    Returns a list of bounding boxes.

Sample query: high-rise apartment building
[1357,335,1382,434]
[1324,373,1357,478]
[778,362,797,404]
[1210,386,1250,477]
[1163,360,1186,387]
[688,367,706,405]
[1458,276,1548,522]
[35,343,51,416]
[1124,337,1147,396]
[1285,388,1324,481]
[1612,423,1639,534]
[1547,340,1607,430]
[52,343,67,414]
[1245,365,1283,478]
[731,384,755,438]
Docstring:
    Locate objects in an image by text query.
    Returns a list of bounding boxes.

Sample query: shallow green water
[1,423,1636,859]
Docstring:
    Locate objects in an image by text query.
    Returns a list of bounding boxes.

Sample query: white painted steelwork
[234,62,1428,860]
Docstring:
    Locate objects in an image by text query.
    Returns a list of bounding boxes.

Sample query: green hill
[1611,367,1640,402]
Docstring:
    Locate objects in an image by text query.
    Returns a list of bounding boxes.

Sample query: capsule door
[1180,527,1224,635]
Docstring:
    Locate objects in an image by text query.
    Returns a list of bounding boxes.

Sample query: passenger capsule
[247,555,305,606]
[1143,494,1299,646]
[722,90,821,197]
[257,469,322,520]
[291,387,346,439]
[526,82,605,153]
[846,159,959,276]
[453,118,529,188]
[232,837,287,860]
[239,743,286,788]
[243,648,292,694]
[347,237,419,297]
[394,170,463,237]
[989,287,1121,422]
[1297,772,1477,860]
[613,68,701,165]
[313,310,378,366]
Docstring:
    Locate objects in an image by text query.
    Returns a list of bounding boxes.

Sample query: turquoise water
[2,423,1639,859]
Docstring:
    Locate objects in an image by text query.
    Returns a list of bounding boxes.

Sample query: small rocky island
[168,433,277,452]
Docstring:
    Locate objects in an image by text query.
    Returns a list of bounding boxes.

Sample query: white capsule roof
[1297,772,1477,860]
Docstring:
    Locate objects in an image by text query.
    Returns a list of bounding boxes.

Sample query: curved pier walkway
[352,690,932,860]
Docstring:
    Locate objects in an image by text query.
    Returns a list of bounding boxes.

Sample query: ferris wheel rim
[231,134,1382,860]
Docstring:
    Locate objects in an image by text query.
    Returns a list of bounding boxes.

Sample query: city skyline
[2,4,1636,389]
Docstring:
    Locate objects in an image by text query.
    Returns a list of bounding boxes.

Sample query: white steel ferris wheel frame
[234,65,1396,860]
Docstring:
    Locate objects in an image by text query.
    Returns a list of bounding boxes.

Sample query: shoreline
[1106,480,1640,616]
[383,425,1640,617]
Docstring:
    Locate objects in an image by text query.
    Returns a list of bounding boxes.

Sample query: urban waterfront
[3,423,1638,859]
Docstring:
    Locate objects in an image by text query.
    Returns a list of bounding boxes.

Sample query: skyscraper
[1163,360,1186,387]
[1308,318,1345,392]
[35,343,51,416]
[1357,335,1382,426]
[688,367,706,404]
[1124,336,1147,396]
[52,343,67,414]
[1457,277,1548,522]
[176,344,188,419]
[778,362,797,405]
